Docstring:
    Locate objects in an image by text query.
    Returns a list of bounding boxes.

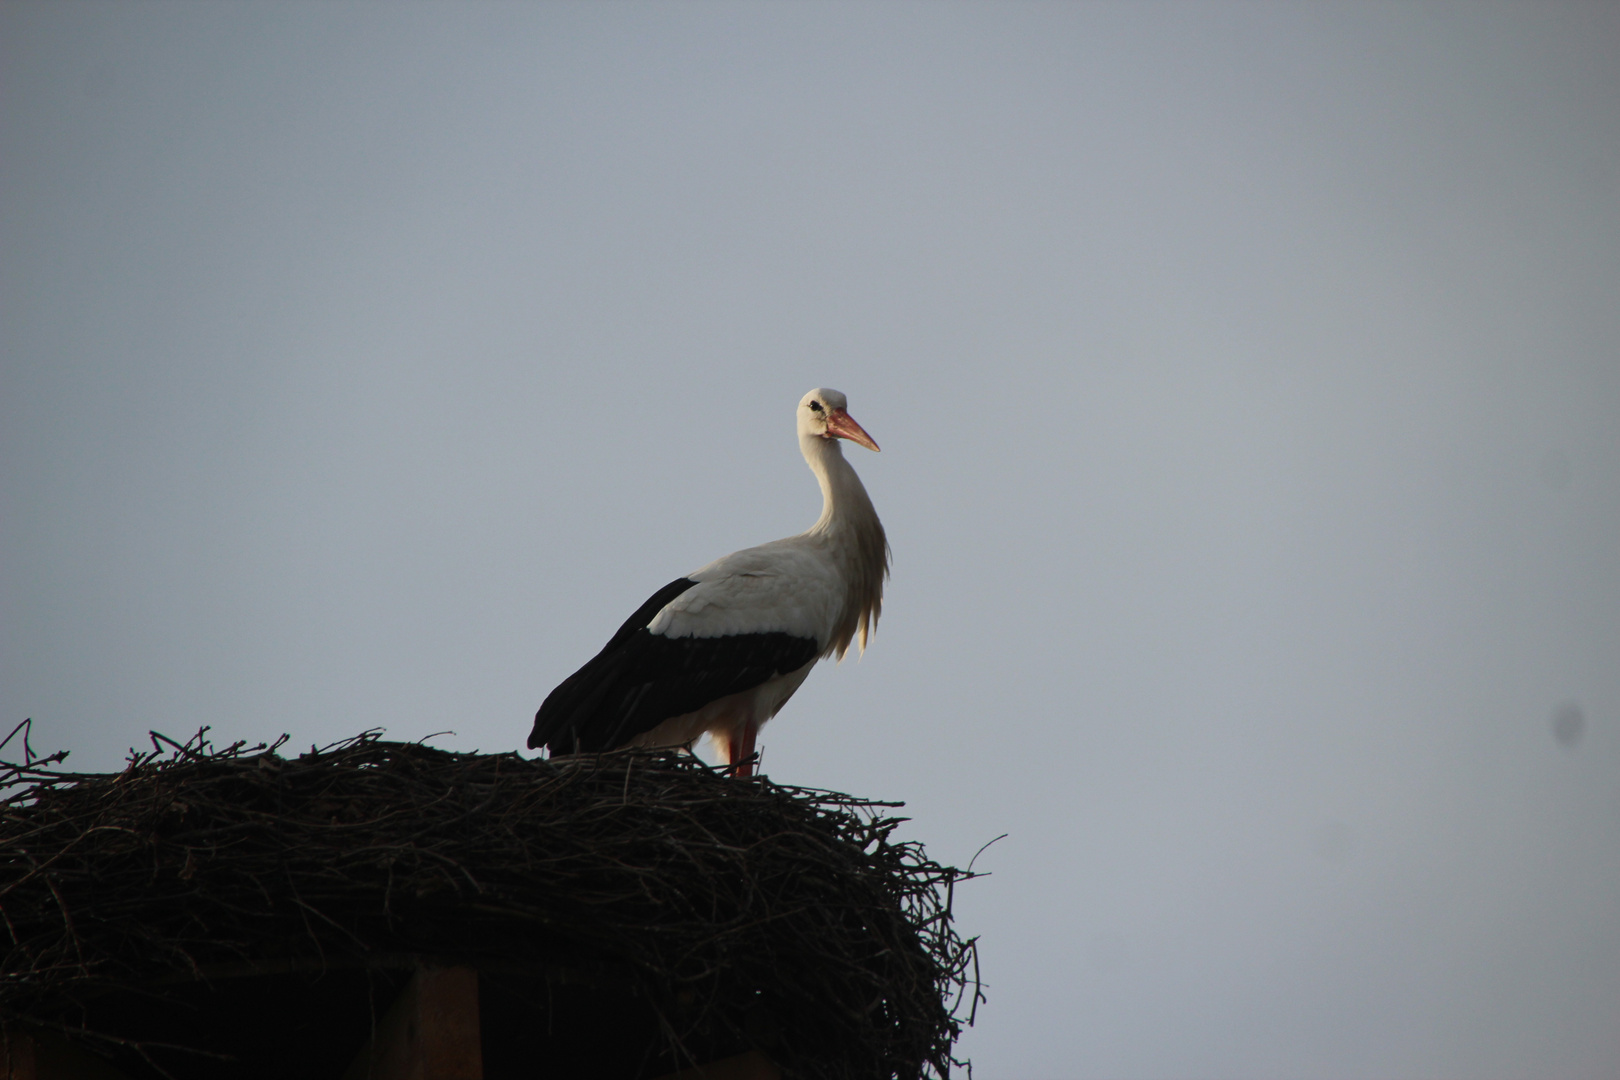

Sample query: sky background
[3,3,1618,1077]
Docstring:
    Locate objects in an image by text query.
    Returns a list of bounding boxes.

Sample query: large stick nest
[0,724,981,1079]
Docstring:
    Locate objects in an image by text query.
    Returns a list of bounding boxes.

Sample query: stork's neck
[801,434,877,536]
[800,431,889,658]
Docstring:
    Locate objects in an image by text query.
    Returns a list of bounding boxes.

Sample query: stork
[528,388,888,776]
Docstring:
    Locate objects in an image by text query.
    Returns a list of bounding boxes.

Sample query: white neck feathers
[801,434,889,659]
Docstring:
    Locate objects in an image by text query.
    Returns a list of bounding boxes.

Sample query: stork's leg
[724,722,759,778]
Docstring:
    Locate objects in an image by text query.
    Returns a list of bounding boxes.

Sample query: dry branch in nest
[0,723,982,1079]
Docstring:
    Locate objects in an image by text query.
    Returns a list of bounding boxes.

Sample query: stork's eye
[809,401,823,413]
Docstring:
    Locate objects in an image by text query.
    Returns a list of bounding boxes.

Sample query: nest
[0,723,981,1079]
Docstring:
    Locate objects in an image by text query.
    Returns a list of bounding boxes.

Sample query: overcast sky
[3,3,1618,1078]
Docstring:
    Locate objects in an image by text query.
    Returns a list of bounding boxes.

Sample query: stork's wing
[528,572,821,755]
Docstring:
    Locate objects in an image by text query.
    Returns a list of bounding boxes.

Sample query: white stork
[528,388,889,776]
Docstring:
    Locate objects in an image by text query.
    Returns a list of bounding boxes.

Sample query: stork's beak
[825,408,880,452]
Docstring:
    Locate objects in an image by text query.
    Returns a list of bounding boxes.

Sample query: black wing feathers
[529,577,819,755]
[604,577,700,649]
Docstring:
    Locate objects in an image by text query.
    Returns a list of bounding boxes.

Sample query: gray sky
[3,3,1617,1077]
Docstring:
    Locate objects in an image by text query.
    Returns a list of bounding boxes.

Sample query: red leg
[725,723,758,777]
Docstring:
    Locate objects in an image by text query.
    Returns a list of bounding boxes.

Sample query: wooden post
[341,966,482,1080]
[1,1027,132,1080]
[0,1027,35,1080]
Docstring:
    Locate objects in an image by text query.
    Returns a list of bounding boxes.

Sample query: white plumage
[652,543,843,642]
[528,388,889,775]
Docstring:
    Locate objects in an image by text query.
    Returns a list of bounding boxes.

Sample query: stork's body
[528,389,888,775]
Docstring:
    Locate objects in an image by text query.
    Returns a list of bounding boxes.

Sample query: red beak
[824,408,880,452]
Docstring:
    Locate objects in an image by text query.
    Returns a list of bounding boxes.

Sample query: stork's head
[798,388,880,451]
